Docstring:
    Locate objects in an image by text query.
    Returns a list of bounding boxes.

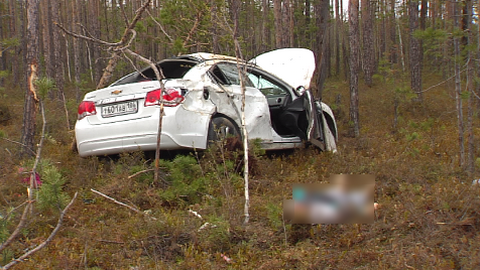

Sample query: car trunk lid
[81,80,187,125]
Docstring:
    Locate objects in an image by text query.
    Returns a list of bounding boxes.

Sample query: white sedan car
[75,48,337,157]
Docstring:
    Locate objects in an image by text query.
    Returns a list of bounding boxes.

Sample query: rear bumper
[75,106,211,157]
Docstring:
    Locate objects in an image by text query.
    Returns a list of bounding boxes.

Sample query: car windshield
[110,59,197,86]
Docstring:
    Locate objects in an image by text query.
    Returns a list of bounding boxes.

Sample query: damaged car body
[75,48,338,157]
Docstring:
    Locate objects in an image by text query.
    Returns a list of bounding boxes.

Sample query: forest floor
[1,73,479,269]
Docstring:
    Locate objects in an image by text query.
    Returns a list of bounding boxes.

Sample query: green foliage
[0,70,10,79]
[34,77,56,100]
[197,215,230,251]
[413,27,448,41]
[414,27,449,61]
[395,86,418,101]
[159,155,209,206]
[266,202,282,229]
[76,71,96,95]
[460,90,471,100]
[135,21,146,33]
[1,248,14,266]
[0,37,20,54]
[36,160,70,211]
[250,138,265,156]
[475,157,480,168]
[0,211,8,243]
[0,129,5,138]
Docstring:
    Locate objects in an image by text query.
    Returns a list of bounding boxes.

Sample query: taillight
[144,88,184,107]
[78,101,97,120]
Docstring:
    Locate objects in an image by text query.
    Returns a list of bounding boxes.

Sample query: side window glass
[247,72,288,96]
[213,63,253,87]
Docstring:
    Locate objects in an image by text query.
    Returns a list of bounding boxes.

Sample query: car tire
[207,116,241,148]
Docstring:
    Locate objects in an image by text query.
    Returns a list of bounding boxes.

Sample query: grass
[1,72,480,269]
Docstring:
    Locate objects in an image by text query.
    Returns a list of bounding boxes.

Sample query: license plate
[101,100,138,118]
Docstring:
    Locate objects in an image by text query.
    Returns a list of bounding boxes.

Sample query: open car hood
[249,48,316,89]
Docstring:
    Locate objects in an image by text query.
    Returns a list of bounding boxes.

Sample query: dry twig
[2,192,78,270]
[90,189,157,221]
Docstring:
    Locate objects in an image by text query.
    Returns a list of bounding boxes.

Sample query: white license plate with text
[101,100,138,118]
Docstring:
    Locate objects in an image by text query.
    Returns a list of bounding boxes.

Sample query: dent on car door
[247,69,292,136]
[210,62,273,140]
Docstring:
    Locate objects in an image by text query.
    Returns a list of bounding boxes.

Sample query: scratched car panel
[75,48,338,157]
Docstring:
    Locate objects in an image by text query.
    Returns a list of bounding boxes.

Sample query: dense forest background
[0,0,465,93]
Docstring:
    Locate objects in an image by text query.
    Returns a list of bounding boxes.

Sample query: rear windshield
[110,59,197,86]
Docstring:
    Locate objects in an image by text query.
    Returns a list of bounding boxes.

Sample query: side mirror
[295,86,306,96]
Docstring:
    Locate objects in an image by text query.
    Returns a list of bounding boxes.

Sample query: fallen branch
[0,201,31,254]
[0,100,48,254]
[90,189,157,221]
[0,138,36,156]
[2,192,78,270]
[128,169,155,179]
[97,239,125,245]
[420,66,468,94]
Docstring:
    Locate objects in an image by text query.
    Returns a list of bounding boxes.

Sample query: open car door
[251,48,337,152]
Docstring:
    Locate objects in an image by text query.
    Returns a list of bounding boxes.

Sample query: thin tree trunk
[362,0,374,87]
[341,0,348,79]
[51,0,68,129]
[210,0,219,53]
[409,0,423,101]
[389,0,397,64]
[72,0,81,101]
[453,0,464,166]
[397,21,405,72]
[335,0,340,76]
[41,0,53,80]
[21,0,40,157]
[349,0,360,137]
[262,0,270,51]
[313,0,330,99]
[466,0,474,174]
[231,0,250,224]
[274,0,283,48]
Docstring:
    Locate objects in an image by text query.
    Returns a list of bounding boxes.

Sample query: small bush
[159,155,210,206]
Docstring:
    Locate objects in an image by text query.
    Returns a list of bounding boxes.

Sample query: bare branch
[181,10,204,52]
[30,101,47,191]
[0,96,49,254]
[146,9,174,43]
[90,189,157,221]
[124,0,152,38]
[118,0,130,28]
[115,29,138,52]
[128,169,155,179]
[120,48,166,185]
[420,67,467,94]
[0,138,36,156]
[2,193,78,270]
[54,22,124,47]
[0,202,31,254]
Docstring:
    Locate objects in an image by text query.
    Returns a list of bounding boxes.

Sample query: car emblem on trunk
[111,90,122,95]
